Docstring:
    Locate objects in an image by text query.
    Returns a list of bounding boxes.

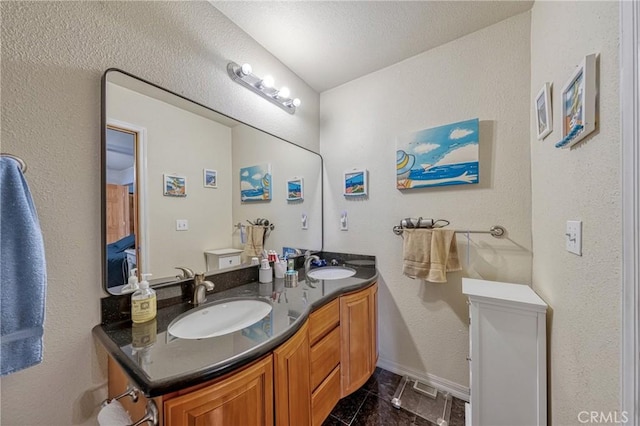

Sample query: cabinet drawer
[218,254,241,269]
[310,326,340,391]
[311,365,341,426]
[309,299,339,345]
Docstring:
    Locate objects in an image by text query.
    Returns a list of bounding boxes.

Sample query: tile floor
[323,368,466,426]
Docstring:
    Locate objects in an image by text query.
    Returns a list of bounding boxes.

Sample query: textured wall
[530,2,621,423]
[320,13,532,389]
[0,2,318,425]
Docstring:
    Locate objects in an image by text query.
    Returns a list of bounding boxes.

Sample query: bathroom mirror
[102,69,322,295]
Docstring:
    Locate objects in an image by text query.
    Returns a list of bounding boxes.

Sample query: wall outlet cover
[176,219,189,231]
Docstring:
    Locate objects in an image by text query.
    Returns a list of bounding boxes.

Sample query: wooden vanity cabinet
[106,282,378,426]
[308,299,341,426]
[340,282,378,397]
[273,322,312,426]
[164,356,274,426]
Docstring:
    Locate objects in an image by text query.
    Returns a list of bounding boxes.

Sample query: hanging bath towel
[402,228,461,282]
[0,157,47,376]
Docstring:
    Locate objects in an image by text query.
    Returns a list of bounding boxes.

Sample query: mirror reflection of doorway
[106,125,138,289]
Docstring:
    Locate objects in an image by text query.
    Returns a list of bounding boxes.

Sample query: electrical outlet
[565,220,582,255]
[176,219,189,231]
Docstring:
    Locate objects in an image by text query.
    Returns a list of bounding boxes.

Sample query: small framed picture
[163,173,186,197]
[535,82,552,140]
[343,168,368,197]
[556,53,597,149]
[286,177,304,201]
[203,169,217,188]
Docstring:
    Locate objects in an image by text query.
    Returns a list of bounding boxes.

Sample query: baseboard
[377,357,470,402]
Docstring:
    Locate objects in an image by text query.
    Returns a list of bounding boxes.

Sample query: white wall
[232,125,323,257]
[530,2,621,423]
[0,2,319,425]
[321,13,532,389]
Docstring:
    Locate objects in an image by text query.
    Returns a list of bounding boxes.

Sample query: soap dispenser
[131,273,156,323]
[121,268,139,294]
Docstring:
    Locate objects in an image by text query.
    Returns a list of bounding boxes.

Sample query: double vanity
[94,256,378,425]
[97,68,377,425]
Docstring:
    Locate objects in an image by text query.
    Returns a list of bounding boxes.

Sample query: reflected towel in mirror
[242,225,266,261]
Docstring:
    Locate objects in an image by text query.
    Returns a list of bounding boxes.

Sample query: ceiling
[211,1,534,93]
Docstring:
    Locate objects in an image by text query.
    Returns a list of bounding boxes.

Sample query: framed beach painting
[203,169,217,188]
[535,83,553,140]
[343,168,368,197]
[396,118,479,190]
[163,173,186,197]
[286,177,304,201]
[240,164,271,202]
[555,53,597,149]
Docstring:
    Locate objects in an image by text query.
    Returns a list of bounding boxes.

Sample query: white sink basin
[168,299,272,340]
[307,266,356,280]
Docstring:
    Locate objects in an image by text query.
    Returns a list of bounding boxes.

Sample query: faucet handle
[175,267,195,279]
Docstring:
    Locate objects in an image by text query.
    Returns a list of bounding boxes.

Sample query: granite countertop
[93,261,378,397]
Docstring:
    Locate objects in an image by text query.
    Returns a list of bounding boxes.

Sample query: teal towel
[1,157,46,376]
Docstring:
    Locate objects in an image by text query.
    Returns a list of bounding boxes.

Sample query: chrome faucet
[175,267,195,280]
[192,273,215,305]
[304,254,320,277]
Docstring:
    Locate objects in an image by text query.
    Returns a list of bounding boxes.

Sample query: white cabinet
[204,248,243,271]
[462,278,547,426]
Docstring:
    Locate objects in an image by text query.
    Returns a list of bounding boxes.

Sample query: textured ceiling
[211,1,534,92]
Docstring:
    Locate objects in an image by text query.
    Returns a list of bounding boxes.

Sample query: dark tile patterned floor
[323,368,467,426]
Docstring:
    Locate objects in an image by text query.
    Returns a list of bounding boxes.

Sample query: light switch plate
[176,219,189,231]
[340,211,348,231]
[566,220,582,255]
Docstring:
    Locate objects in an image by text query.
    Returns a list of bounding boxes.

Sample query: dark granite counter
[93,260,377,397]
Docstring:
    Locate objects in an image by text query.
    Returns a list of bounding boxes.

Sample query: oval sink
[168,299,272,340]
[307,266,356,280]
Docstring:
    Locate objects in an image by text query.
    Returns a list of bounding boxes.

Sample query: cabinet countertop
[93,264,378,397]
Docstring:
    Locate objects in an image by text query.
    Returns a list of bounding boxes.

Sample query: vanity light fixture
[227,61,300,114]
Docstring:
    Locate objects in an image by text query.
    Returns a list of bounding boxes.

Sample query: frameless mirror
[102,69,322,295]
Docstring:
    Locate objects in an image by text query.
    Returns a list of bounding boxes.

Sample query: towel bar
[130,400,158,426]
[101,385,139,407]
[393,224,506,238]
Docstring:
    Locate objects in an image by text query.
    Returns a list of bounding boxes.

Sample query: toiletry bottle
[131,273,156,323]
[122,268,139,293]
[259,259,273,283]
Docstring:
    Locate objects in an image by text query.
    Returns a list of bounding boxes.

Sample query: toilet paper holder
[101,385,159,426]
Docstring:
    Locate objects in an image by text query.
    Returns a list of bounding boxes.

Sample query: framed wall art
[203,169,217,188]
[286,177,304,201]
[535,82,553,140]
[555,53,597,149]
[240,163,271,202]
[163,174,186,197]
[343,168,368,197]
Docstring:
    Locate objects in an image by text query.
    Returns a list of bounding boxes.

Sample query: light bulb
[292,98,301,107]
[277,87,290,98]
[261,75,274,89]
[239,63,252,76]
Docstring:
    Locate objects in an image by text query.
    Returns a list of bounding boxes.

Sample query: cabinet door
[369,283,378,369]
[274,322,312,426]
[164,356,273,426]
[340,283,377,397]
[106,183,130,244]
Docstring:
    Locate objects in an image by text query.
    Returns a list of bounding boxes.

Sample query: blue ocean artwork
[344,170,366,195]
[240,164,271,201]
[287,179,303,200]
[396,118,479,189]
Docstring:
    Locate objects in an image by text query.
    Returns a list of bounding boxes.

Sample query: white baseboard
[377,357,470,402]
